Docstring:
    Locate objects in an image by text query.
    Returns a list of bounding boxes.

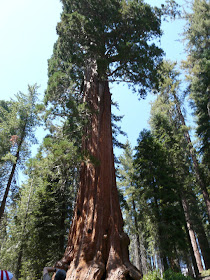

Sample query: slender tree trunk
[56,64,141,280]
[179,197,199,278]
[140,243,148,275]
[132,198,142,274]
[16,178,33,279]
[183,251,194,278]
[189,194,210,269]
[181,196,203,274]
[173,92,210,220]
[195,226,210,270]
[0,129,25,222]
[153,185,169,272]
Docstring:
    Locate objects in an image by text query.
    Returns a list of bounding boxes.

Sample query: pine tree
[0,127,80,279]
[158,60,210,222]
[0,85,39,222]
[149,93,210,274]
[133,129,187,273]
[117,141,147,275]
[183,0,210,176]
[22,130,79,279]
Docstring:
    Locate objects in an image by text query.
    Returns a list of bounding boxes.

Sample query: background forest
[0,0,209,279]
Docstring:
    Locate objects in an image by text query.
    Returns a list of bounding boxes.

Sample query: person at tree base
[0,270,16,280]
[43,267,66,280]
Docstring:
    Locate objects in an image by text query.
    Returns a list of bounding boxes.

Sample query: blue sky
[0,0,187,153]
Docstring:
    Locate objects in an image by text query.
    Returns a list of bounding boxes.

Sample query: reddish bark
[56,66,141,279]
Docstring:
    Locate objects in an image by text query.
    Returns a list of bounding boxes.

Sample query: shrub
[142,270,162,280]
[163,270,193,280]
[142,270,193,280]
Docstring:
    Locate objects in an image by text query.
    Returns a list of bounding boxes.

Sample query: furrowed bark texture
[57,65,141,280]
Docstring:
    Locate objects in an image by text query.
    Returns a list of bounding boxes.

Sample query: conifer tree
[44,0,172,278]
[183,0,210,179]
[149,92,210,273]
[117,141,146,275]
[158,60,210,221]
[0,85,39,222]
[0,128,80,279]
[133,129,187,273]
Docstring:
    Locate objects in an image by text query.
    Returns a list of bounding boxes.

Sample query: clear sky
[0,0,186,153]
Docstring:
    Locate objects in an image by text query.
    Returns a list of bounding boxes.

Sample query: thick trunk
[57,66,141,279]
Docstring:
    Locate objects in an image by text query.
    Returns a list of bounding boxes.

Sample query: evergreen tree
[117,141,147,275]
[44,0,173,279]
[133,129,187,273]
[183,0,210,175]
[149,92,210,273]
[0,85,39,222]
[0,128,79,279]
[158,60,210,221]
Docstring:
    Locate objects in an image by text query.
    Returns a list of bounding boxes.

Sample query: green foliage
[52,0,163,93]
[143,270,193,280]
[183,0,210,170]
[0,84,40,164]
[142,270,162,280]
[133,129,187,269]
[45,0,165,132]
[163,270,193,280]
[0,85,40,221]
[0,126,80,279]
[18,131,79,277]
[44,0,166,165]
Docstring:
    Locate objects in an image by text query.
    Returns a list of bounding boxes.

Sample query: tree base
[56,259,141,280]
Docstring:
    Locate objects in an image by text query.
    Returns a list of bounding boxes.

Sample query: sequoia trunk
[57,64,141,280]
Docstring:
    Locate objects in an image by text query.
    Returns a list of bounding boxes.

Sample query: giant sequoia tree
[46,0,164,279]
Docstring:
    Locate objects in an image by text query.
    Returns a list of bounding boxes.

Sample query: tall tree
[158,60,210,221]
[117,141,146,275]
[183,0,210,174]
[133,130,187,273]
[149,94,210,273]
[0,128,79,279]
[0,85,39,222]
[45,0,171,278]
